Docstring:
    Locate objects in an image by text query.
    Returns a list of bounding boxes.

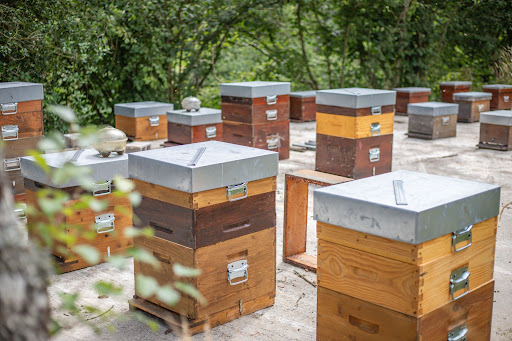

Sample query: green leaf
[48,105,76,123]
[175,281,207,305]
[128,191,142,207]
[123,227,154,238]
[114,176,134,192]
[126,247,160,268]
[106,255,126,270]
[94,281,123,296]
[73,245,100,265]
[135,274,159,298]
[156,285,180,306]
[173,263,202,277]
[59,292,79,313]
[88,198,109,212]
[27,151,49,173]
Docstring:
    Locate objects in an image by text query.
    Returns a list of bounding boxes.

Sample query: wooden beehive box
[128,141,278,330]
[482,84,512,110]
[166,107,223,145]
[115,101,173,141]
[221,81,290,159]
[314,171,499,319]
[478,110,512,151]
[408,102,458,139]
[290,90,316,122]
[21,149,133,272]
[453,91,492,123]
[439,81,472,103]
[393,87,431,115]
[315,88,396,179]
[1,82,44,197]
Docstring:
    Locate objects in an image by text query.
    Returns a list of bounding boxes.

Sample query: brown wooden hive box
[453,91,492,123]
[315,134,392,179]
[222,120,290,160]
[439,81,472,103]
[314,171,500,319]
[482,84,512,110]
[317,281,494,341]
[289,90,316,122]
[21,149,132,272]
[166,107,223,145]
[479,110,512,150]
[221,94,290,124]
[393,87,431,115]
[115,101,174,141]
[407,102,458,139]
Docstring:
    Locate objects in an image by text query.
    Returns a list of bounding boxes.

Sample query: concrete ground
[50,116,512,340]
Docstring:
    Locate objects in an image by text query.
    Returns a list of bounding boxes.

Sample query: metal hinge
[266,109,278,121]
[148,116,160,126]
[92,180,112,196]
[450,266,470,301]
[227,260,249,285]
[369,148,380,162]
[227,183,248,201]
[1,103,17,115]
[371,106,382,115]
[3,158,20,172]
[205,126,217,138]
[266,95,277,105]
[370,122,381,136]
[95,213,115,234]
[442,116,450,126]
[448,324,468,341]
[452,225,472,252]
[1,125,19,140]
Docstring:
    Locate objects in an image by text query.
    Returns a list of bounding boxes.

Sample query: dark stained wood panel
[167,122,223,144]
[3,136,44,159]
[408,114,457,140]
[290,96,316,122]
[479,123,512,150]
[316,104,395,117]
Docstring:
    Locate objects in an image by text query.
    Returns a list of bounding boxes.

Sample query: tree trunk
[0,148,50,341]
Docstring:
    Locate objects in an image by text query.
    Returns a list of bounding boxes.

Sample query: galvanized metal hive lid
[407,101,459,116]
[482,84,512,90]
[220,81,291,98]
[166,108,222,126]
[290,90,317,98]
[313,170,500,244]
[481,110,512,126]
[393,87,431,94]
[20,148,128,188]
[0,82,44,104]
[128,141,279,193]
[453,91,492,101]
[114,101,174,118]
[316,88,396,109]
[439,81,472,86]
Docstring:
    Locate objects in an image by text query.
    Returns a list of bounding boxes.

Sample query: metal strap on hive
[266,110,278,121]
[227,182,248,201]
[149,116,160,126]
[447,324,467,341]
[370,122,381,136]
[3,158,20,172]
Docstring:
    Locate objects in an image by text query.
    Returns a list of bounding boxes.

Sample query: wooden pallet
[129,293,275,336]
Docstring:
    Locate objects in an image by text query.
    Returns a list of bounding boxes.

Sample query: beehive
[115,101,173,141]
[407,102,458,139]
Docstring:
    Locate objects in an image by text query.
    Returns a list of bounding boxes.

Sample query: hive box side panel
[221,100,289,124]
[315,133,356,178]
[353,134,393,179]
[0,110,44,138]
[167,122,193,144]
[252,120,290,159]
[3,136,44,159]
[479,123,512,149]
[191,123,223,143]
[316,112,394,139]
[316,104,395,117]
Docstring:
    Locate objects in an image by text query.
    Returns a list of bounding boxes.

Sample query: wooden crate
[223,120,290,160]
[316,112,394,139]
[133,227,276,321]
[394,88,430,115]
[482,84,512,110]
[408,114,457,139]
[221,95,289,124]
[133,176,276,248]
[453,92,492,123]
[317,281,493,341]
[167,122,223,145]
[317,217,497,317]
[315,134,392,179]
[439,82,471,103]
[479,123,512,151]
[116,114,167,141]
[290,91,316,122]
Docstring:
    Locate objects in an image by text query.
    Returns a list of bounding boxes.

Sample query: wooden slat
[316,104,395,117]
[316,112,394,139]
[479,123,512,150]
[283,175,308,258]
[287,169,352,186]
[132,176,276,209]
[0,110,43,138]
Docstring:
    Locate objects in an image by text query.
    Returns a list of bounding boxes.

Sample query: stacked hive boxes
[129,141,278,332]
[115,101,174,141]
[221,81,290,160]
[482,84,512,110]
[21,149,133,272]
[408,102,458,139]
[453,92,492,123]
[478,110,512,151]
[393,87,431,115]
[439,81,472,103]
[315,88,396,179]
[289,90,316,122]
[314,170,499,340]
[166,107,223,145]
[0,82,44,201]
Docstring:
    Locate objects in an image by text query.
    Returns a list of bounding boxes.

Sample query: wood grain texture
[456,100,490,123]
[115,114,168,141]
[317,229,496,316]
[316,104,395,118]
[396,93,430,114]
[222,120,290,160]
[134,227,276,320]
[167,122,223,144]
[317,281,493,341]
[316,112,394,139]
[6,169,24,195]
[483,88,512,110]
[440,85,471,103]
[408,114,457,140]
[134,191,276,248]
[221,101,289,124]
[479,123,512,150]
[290,96,316,122]
[317,217,497,265]
[315,133,393,179]
[3,136,43,159]
[132,176,276,209]
[0,110,43,139]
